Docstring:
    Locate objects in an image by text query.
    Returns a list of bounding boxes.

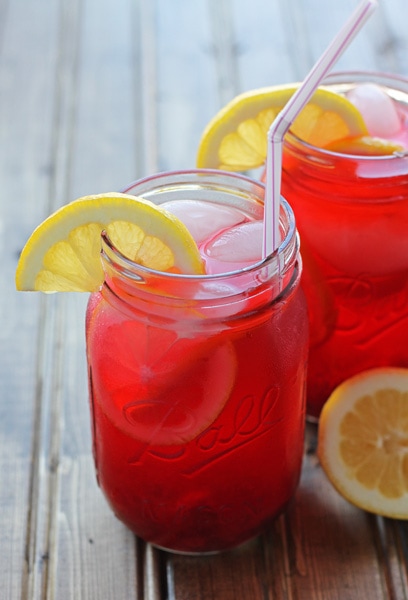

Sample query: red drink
[86,170,308,553]
[281,72,408,419]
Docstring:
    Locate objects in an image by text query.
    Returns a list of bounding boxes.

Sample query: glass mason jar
[281,71,408,419]
[86,169,308,554]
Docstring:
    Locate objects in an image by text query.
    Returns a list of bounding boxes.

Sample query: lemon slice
[16,193,204,292]
[318,368,408,519]
[325,135,405,155]
[89,316,237,445]
[196,84,369,170]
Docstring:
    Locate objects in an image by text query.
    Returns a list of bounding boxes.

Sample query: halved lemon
[196,84,369,170]
[16,193,204,293]
[318,368,408,519]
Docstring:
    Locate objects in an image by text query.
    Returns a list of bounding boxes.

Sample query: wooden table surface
[2,0,408,598]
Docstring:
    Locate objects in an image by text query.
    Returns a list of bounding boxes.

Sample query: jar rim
[102,168,297,283]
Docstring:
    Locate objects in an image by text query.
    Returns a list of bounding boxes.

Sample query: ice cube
[161,199,245,244]
[204,220,264,263]
[346,83,401,137]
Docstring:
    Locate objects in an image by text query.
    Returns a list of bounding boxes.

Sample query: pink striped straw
[263,0,378,258]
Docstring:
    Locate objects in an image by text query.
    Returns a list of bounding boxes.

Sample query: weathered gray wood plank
[69,0,140,196]
[283,427,391,599]
[0,0,61,597]
[29,0,144,597]
[154,0,220,171]
[230,0,299,87]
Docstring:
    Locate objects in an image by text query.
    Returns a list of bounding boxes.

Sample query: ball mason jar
[86,169,308,554]
[281,71,408,419]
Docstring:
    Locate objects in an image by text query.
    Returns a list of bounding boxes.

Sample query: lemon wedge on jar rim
[16,193,204,293]
[196,84,403,170]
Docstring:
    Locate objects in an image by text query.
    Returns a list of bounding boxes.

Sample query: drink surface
[86,194,308,553]
[282,76,408,418]
[159,198,264,274]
